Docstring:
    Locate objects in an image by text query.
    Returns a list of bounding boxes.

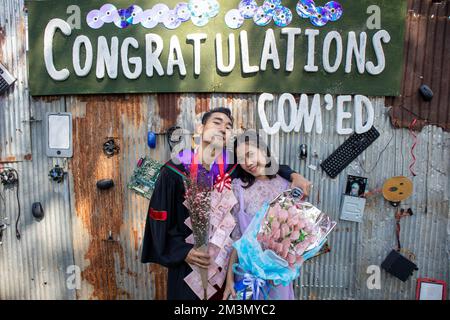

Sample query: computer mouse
[32,202,44,220]
[97,179,114,190]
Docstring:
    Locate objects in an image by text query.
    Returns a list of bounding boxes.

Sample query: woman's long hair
[233,130,277,189]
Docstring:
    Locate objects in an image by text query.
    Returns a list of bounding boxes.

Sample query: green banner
[26,0,407,96]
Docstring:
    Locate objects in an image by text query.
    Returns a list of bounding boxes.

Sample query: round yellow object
[382,176,413,203]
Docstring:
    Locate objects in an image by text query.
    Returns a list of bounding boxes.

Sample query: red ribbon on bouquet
[214,172,232,193]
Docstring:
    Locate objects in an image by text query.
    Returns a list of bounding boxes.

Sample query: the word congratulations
[44,18,391,80]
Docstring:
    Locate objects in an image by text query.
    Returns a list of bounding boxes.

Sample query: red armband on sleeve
[149,208,168,221]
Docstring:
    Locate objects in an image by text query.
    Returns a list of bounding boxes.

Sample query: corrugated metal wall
[1,0,449,300]
[387,0,450,132]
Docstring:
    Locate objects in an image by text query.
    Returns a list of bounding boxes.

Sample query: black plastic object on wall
[299,144,308,160]
[96,179,114,190]
[381,250,418,282]
[48,165,65,183]
[103,138,120,157]
[32,202,44,220]
[419,85,433,102]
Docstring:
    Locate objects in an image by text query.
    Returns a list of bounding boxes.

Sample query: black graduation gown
[141,160,196,300]
[141,159,295,300]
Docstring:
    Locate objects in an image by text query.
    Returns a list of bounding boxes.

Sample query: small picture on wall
[345,175,368,197]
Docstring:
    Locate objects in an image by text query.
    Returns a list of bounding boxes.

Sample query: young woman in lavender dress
[222,131,294,300]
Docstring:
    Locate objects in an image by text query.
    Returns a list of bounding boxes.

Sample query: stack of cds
[225,0,293,29]
[86,1,220,30]
[296,0,343,27]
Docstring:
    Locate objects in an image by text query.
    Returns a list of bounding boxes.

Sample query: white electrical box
[340,194,366,223]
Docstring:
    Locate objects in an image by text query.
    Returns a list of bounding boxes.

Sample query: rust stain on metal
[149,263,167,300]
[32,96,62,102]
[24,154,32,161]
[387,0,450,132]
[195,94,211,115]
[156,93,181,132]
[70,94,144,299]
[132,229,139,251]
[0,156,17,163]
[126,269,138,278]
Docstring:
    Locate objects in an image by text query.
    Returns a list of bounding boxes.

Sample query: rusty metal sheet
[0,0,31,163]
[387,0,450,132]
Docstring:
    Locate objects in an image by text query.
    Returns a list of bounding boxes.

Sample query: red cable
[408,119,418,177]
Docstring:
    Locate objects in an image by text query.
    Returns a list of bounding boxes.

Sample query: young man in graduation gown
[141,108,312,300]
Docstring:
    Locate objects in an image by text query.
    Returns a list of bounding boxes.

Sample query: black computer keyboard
[0,63,16,94]
[320,126,380,178]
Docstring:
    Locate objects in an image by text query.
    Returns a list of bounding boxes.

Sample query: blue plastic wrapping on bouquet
[233,202,327,287]
[233,264,270,300]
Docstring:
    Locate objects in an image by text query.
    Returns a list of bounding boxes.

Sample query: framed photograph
[416,278,447,300]
[345,175,368,197]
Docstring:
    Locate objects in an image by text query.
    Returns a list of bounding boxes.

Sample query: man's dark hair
[201,107,234,125]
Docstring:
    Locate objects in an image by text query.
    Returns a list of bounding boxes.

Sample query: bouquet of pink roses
[232,188,336,299]
[257,189,336,268]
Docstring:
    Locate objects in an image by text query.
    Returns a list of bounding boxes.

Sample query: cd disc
[238,0,258,19]
[100,4,119,23]
[188,0,209,17]
[273,7,292,27]
[324,1,343,21]
[139,9,158,29]
[310,6,329,27]
[262,0,282,14]
[163,10,182,29]
[114,8,131,28]
[153,3,170,23]
[296,0,317,18]
[191,14,209,27]
[129,5,143,25]
[175,2,191,22]
[87,10,104,29]
[253,6,273,26]
[206,0,220,18]
[225,9,244,29]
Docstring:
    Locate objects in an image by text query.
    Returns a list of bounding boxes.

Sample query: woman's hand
[290,173,312,197]
[222,277,236,300]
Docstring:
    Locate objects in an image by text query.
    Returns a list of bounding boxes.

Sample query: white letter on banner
[281,28,301,72]
[345,32,367,74]
[167,35,187,76]
[304,29,319,72]
[240,31,259,74]
[366,30,391,75]
[215,33,236,73]
[72,35,93,77]
[121,37,142,79]
[260,29,280,71]
[145,34,164,77]
[187,33,207,76]
[323,31,343,73]
[96,36,119,79]
[44,18,71,81]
